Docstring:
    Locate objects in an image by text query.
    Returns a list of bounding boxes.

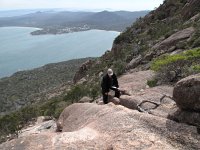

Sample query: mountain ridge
[0,10,149,33]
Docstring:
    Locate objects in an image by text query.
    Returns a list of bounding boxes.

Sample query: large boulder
[126,55,142,70]
[173,73,200,111]
[73,59,94,83]
[181,0,200,20]
[168,108,200,127]
[1,103,200,150]
[152,27,195,51]
[119,95,141,109]
[118,70,155,94]
[18,120,56,138]
[78,96,92,103]
[117,69,175,119]
[36,116,52,124]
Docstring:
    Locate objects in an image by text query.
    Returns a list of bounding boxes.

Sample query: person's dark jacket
[101,73,119,93]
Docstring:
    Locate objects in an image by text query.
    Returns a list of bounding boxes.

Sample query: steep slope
[75,0,200,84]
[112,0,200,63]
[1,67,199,149]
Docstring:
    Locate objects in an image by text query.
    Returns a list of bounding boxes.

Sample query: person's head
[107,68,113,77]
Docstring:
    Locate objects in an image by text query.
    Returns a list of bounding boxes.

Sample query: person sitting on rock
[101,68,120,104]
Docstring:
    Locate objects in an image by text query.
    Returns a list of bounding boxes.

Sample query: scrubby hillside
[75,0,200,84]
[0,58,93,115]
[67,0,200,111]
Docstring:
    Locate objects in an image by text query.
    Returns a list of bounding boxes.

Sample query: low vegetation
[63,83,100,103]
[147,78,158,87]
[0,99,57,143]
[0,58,92,114]
[0,80,102,143]
[151,48,200,83]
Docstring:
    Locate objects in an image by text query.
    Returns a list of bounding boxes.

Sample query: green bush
[192,38,200,48]
[147,79,158,87]
[151,54,185,71]
[0,96,69,143]
[0,106,38,143]
[113,60,126,76]
[151,48,200,83]
[0,114,20,135]
[63,82,101,103]
[151,48,200,71]
[39,100,68,118]
[19,106,39,123]
[64,84,88,103]
[192,64,200,72]
[89,83,101,100]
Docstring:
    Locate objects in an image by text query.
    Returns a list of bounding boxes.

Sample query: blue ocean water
[0,27,119,78]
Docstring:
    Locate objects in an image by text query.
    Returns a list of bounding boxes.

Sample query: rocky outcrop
[142,27,195,62]
[126,55,142,70]
[1,70,200,149]
[73,59,94,84]
[36,116,53,124]
[181,0,200,20]
[1,103,199,150]
[169,74,200,127]
[168,108,200,127]
[152,27,195,51]
[103,70,175,119]
[118,70,155,93]
[78,96,93,103]
[18,120,56,138]
[173,73,200,111]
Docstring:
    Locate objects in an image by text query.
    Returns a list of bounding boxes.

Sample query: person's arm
[113,74,119,88]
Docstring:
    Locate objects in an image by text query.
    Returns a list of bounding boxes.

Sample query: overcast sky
[0,0,164,11]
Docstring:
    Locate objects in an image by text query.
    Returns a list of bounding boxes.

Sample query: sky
[0,0,164,11]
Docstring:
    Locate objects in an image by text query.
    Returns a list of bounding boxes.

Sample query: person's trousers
[102,88,120,104]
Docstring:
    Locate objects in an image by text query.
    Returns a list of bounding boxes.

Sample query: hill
[0,10,149,34]
[0,58,93,115]
[75,0,200,84]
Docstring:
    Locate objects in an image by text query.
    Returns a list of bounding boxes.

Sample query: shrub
[0,106,39,143]
[192,64,200,72]
[63,83,101,103]
[151,48,200,83]
[192,38,200,48]
[89,83,101,100]
[63,84,87,103]
[151,54,185,71]
[147,79,158,87]
[0,95,70,143]
[19,106,39,123]
[113,60,126,76]
[151,48,200,71]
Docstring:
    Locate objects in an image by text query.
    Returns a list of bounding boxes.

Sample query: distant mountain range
[0,10,149,33]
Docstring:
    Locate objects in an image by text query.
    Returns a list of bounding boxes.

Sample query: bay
[0,27,119,78]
